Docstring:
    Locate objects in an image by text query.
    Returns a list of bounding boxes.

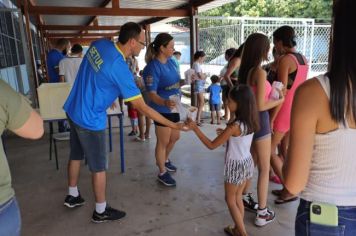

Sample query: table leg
[49,122,53,160]
[119,114,124,173]
[108,116,112,152]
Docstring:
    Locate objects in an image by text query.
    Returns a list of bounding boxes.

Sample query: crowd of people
[1,0,356,235]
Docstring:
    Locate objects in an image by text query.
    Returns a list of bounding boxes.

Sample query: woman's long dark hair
[193,50,206,61]
[329,0,356,125]
[229,85,259,134]
[145,33,173,63]
[238,33,270,85]
[273,25,297,48]
[231,43,244,59]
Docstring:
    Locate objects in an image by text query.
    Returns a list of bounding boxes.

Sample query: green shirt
[0,80,32,205]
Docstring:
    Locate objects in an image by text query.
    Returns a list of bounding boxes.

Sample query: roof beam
[45,33,118,38]
[112,0,119,8]
[49,38,107,45]
[28,5,190,17]
[82,0,111,35]
[40,25,121,31]
[140,0,215,25]
[190,0,215,7]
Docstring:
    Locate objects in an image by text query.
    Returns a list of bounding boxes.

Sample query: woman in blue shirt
[143,33,181,187]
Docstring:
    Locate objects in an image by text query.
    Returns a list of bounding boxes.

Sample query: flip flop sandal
[271,189,283,196]
[134,136,145,142]
[274,196,299,204]
[224,225,238,236]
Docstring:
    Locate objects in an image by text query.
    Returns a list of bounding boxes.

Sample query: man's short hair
[71,44,83,54]
[118,22,142,44]
[173,51,181,56]
[56,38,70,48]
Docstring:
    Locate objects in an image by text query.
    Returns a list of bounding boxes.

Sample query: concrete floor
[5,117,298,236]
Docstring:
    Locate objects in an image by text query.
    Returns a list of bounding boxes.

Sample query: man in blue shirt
[63,22,185,223]
[46,38,71,83]
[46,38,71,132]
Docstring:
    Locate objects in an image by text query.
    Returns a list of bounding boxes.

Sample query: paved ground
[5,116,298,236]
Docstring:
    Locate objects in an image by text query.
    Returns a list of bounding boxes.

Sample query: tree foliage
[201,0,332,22]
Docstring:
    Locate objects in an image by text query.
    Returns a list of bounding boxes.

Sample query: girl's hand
[186,118,197,130]
[216,128,224,135]
[176,123,189,131]
[277,88,285,101]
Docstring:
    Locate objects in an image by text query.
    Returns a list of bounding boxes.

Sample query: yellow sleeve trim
[124,94,142,102]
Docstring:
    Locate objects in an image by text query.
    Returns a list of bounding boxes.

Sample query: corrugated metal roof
[107,0,187,9]
[198,0,236,12]
[32,0,233,35]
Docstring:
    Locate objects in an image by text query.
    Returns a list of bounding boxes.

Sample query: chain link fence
[195,17,331,76]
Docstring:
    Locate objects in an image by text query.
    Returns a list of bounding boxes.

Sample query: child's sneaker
[243,193,258,212]
[128,131,136,136]
[157,172,176,187]
[255,207,275,226]
[91,205,126,223]
[165,160,177,172]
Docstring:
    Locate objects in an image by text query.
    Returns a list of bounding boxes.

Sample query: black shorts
[154,113,180,127]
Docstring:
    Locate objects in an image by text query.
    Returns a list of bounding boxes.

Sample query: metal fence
[195,16,331,76]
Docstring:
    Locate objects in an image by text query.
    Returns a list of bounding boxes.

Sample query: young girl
[238,33,285,226]
[192,50,207,126]
[187,85,259,236]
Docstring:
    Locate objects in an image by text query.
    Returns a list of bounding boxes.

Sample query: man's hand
[164,99,176,110]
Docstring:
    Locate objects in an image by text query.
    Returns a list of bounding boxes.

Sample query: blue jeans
[295,199,356,236]
[0,197,21,236]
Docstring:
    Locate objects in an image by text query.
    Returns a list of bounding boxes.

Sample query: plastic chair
[50,132,70,170]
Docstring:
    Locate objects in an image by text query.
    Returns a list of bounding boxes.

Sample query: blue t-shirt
[47,49,65,83]
[143,58,180,113]
[207,84,222,105]
[64,39,141,130]
[171,56,180,74]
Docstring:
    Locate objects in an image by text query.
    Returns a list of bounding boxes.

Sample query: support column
[23,0,39,90]
[189,6,198,106]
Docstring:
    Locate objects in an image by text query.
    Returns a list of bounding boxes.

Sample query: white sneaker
[255,208,275,226]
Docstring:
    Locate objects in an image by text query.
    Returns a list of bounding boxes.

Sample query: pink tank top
[252,79,272,102]
[273,54,309,133]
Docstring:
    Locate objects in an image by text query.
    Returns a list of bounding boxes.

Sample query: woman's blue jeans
[295,199,356,236]
[0,197,21,236]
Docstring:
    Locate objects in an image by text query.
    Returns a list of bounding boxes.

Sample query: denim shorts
[194,80,205,93]
[210,104,221,111]
[253,110,271,141]
[295,199,356,236]
[67,116,108,172]
[0,197,21,236]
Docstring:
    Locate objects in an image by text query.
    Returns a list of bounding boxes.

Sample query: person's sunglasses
[135,39,146,47]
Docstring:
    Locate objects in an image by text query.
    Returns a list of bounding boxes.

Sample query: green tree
[201,0,332,22]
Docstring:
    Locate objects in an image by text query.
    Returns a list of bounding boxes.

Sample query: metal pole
[309,20,315,74]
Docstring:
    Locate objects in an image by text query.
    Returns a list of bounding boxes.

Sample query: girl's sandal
[224,225,240,236]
